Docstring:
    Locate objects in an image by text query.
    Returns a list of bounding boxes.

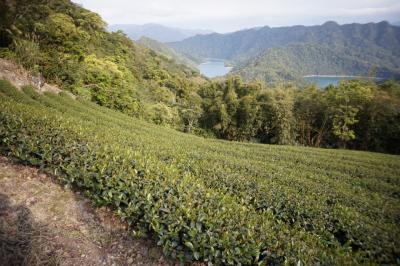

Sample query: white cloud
[72,0,400,32]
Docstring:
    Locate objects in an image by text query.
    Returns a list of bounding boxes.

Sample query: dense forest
[169,21,400,82]
[199,76,400,153]
[1,0,400,154]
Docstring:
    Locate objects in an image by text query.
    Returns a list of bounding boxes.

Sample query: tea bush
[1,80,399,265]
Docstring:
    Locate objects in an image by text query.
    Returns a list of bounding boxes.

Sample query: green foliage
[198,76,400,153]
[352,81,400,153]
[326,81,374,148]
[1,0,204,128]
[1,80,400,265]
[331,106,358,145]
[234,43,400,84]
[200,76,264,141]
[138,36,200,70]
[293,85,329,147]
[257,86,296,145]
[12,38,41,73]
[291,79,400,152]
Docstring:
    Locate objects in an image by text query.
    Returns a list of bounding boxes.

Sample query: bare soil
[0,58,61,94]
[0,157,179,266]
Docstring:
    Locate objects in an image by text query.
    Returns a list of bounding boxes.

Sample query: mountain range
[168,21,400,83]
[109,23,213,43]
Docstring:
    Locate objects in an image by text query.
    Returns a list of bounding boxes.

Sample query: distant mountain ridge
[233,43,399,84]
[109,23,213,43]
[169,21,400,62]
[137,37,200,69]
[169,21,400,82]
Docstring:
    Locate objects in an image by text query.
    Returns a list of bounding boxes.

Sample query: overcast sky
[72,0,400,32]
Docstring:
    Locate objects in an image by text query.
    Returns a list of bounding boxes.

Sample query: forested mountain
[233,43,400,84]
[109,23,213,42]
[0,0,205,128]
[169,21,400,62]
[169,21,400,82]
[137,37,200,69]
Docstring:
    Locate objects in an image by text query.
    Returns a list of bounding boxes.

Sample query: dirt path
[0,157,178,266]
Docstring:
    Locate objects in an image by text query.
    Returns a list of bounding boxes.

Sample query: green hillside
[1,0,400,154]
[0,0,205,129]
[233,43,400,84]
[137,36,200,69]
[1,80,400,265]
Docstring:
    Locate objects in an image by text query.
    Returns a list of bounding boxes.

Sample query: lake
[198,59,232,78]
[304,75,382,88]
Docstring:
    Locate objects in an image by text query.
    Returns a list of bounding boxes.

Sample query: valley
[169,22,400,83]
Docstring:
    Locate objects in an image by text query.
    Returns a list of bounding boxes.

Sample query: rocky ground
[0,58,61,94]
[0,156,179,266]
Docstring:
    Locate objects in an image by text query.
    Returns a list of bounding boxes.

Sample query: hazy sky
[72,0,400,32]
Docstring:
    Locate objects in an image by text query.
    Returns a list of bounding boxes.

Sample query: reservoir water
[304,75,382,88]
[198,59,232,78]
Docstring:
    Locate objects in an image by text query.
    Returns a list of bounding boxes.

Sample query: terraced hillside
[0,80,399,265]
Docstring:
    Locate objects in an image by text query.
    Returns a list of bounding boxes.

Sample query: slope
[0,0,205,129]
[1,80,399,264]
[137,36,200,70]
[0,157,174,265]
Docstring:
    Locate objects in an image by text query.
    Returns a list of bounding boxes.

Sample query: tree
[179,92,203,133]
[326,80,374,148]
[236,94,260,141]
[294,85,329,147]
[258,86,296,145]
[331,105,359,148]
[354,82,400,153]
[199,76,263,141]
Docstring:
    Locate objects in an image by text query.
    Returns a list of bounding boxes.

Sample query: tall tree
[294,85,329,147]
[258,86,296,145]
[326,81,374,148]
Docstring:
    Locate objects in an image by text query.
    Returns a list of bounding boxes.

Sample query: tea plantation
[0,80,399,265]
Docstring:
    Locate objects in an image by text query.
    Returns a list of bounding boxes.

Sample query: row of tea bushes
[1,80,399,264]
